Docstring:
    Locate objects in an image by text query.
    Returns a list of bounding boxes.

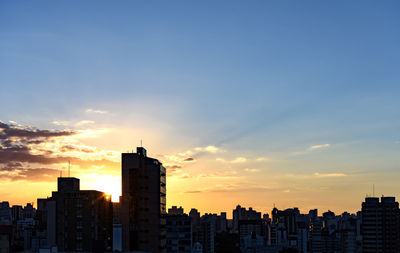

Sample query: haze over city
[1,1,400,218]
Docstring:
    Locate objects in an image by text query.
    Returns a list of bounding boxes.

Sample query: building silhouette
[38,177,113,252]
[121,147,167,253]
[166,206,192,253]
[361,196,400,253]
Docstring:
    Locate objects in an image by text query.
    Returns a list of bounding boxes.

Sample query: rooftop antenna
[373,184,375,197]
[68,160,71,177]
[60,170,62,178]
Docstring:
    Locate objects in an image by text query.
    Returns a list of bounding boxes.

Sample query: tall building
[361,196,400,253]
[0,225,12,253]
[0,202,11,225]
[121,147,167,253]
[40,177,113,252]
[166,207,192,253]
[233,205,261,233]
[197,215,215,253]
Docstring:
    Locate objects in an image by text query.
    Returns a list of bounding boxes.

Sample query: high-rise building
[233,205,261,233]
[198,215,215,253]
[0,202,11,225]
[361,196,400,252]
[40,177,113,252]
[121,147,166,253]
[166,207,192,253]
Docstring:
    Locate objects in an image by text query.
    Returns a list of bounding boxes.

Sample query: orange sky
[1,120,391,219]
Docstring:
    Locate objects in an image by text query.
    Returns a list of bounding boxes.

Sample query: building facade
[42,177,113,252]
[361,196,400,253]
[121,147,167,253]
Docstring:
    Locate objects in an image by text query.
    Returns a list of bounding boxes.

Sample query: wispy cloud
[52,121,69,126]
[309,144,330,150]
[162,145,223,170]
[231,157,247,163]
[216,157,247,163]
[86,108,108,114]
[52,120,95,127]
[244,168,260,172]
[183,183,282,194]
[75,120,95,126]
[194,145,222,153]
[314,172,346,177]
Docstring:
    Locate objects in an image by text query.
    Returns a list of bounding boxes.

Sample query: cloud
[244,168,260,172]
[184,190,203,194]
[314,172,346,177]
[162,145,223,167]
[180,173,191,179]
[216,157,247,163]
[183,183,283,194]
[52,121,69,126]
[231,157,247,163]
[0,167,60,182]
[52,120,96,127]
[0,121,119,182]
[164,164,182,173]
[60,145,95,153]
[309,144,330,150]
[196,171,240,180]
[0,121,74,139]
[75,120,95,126]
[86,108,108,114]
[194,145,222,154]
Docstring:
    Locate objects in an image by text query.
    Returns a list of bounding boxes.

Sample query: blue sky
[1,1,400,214]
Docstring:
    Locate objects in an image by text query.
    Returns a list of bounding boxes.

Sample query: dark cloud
[183,157,195,162]
[184,190,202,194]
[60,145,94,153]
[0,162,24,172]
[26,139,47,145]
[165,165,182,173]
[166,165,181,169]
[0,146,60,164]
[7,162,22,167]
[0,121,74,140]
[0,120,119,182]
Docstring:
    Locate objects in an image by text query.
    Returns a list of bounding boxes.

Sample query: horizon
[1,1,400,220]
[0,141,390,219]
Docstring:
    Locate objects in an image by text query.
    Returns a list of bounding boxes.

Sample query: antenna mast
[373,184,375,197]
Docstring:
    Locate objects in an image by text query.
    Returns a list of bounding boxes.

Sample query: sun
[80,173,121,202]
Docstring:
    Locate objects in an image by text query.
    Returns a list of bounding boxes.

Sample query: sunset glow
[1,1,400,219]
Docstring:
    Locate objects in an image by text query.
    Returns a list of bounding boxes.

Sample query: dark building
[42,177,113,252]
[272,207,300,246]
[121,147,167,253]
[361,196,400,253]
[166,207,192,253]
[197,215,215,253]
[233,205,261,233]
[238,219,265,249]
[0,225,12,253]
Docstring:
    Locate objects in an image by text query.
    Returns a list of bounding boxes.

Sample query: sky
[1,1,400,217]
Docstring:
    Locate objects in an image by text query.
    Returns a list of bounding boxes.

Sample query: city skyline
[1,1,400,218]
[1,146,398,252]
